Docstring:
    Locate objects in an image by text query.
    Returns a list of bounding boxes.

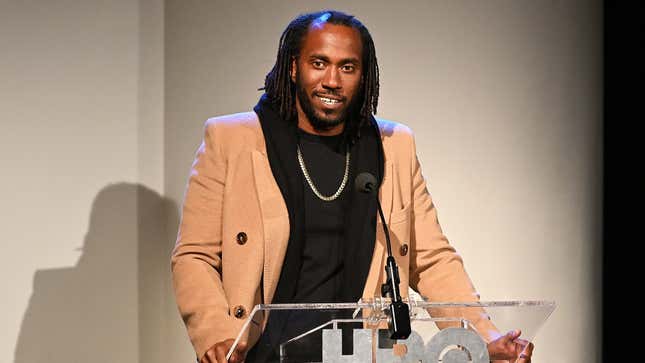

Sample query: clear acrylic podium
[228,298,555,362]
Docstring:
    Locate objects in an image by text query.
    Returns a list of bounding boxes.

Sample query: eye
[341,64,356,73]
[312,61,325,69]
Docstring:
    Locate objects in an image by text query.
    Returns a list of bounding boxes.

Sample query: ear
[290,57,297,83]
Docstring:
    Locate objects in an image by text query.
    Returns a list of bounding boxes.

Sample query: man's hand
[487,329,534,362]
[200,339,248,363]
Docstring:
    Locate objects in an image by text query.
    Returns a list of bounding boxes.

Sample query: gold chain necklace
[296,145,350,202]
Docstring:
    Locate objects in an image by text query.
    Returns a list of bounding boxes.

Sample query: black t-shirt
[293,129,349,303]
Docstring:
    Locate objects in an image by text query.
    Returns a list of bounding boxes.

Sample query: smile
[317,96,342,105]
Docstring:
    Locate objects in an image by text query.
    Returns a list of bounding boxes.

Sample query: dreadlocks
[263,10,380,140]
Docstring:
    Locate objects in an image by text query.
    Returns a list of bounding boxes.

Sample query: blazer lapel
[380,160,394,224]
[251,150,290,304]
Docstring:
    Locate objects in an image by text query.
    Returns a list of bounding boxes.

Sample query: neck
[297,118,345,136]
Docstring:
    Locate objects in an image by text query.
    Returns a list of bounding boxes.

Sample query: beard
[295,74,360,132]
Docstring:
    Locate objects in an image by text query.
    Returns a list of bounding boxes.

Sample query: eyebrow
[308,54,361,65]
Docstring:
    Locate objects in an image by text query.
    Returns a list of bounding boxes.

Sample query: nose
[322,67,341,90]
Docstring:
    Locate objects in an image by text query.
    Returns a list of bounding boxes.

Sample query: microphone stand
[356,172,411,340]
[375,197,411,340]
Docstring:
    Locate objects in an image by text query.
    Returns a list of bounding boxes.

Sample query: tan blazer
[171,112,487,360]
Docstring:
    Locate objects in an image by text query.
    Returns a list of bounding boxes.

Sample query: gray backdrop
[1,1,601,362]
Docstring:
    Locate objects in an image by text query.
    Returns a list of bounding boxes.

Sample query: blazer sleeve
[406,132,500,342]
[171,120,243,360]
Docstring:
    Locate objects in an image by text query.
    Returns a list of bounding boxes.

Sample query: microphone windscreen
[355,172,377,193]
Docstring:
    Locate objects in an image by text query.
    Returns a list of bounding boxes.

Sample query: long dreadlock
[263,10,380,141]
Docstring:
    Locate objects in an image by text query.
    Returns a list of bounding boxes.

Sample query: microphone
[355,172,411,340]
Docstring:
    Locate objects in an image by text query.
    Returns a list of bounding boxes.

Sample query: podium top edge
[253,300,556,310]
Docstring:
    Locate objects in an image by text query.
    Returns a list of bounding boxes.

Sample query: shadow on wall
[13,183,179,363]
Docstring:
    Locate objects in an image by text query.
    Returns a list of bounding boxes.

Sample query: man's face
[292,23,363,132]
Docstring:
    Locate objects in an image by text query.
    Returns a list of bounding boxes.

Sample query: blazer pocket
[390,202,412,225]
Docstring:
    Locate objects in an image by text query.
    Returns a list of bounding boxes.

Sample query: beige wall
[0,0,168,362]
[1,1,601,362]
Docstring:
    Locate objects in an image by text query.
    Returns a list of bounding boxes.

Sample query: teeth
[319,96,340,104]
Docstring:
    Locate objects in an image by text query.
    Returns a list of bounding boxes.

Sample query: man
[172,10,533,363]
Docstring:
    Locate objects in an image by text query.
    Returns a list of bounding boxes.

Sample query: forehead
[300,23,363,61]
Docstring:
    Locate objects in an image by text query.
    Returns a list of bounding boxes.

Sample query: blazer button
[233,305,246,319]
[400,243,409,256]
[236,232,248,245]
